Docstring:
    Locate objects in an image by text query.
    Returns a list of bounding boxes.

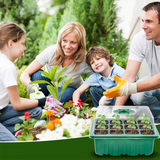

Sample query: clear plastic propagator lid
[96,106,154,120]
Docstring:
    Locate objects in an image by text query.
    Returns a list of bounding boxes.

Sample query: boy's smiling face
[90,55,112,77]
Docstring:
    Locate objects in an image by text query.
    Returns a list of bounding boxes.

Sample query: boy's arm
[73,84,90,102]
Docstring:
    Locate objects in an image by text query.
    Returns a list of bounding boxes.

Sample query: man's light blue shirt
[84,63,125,90]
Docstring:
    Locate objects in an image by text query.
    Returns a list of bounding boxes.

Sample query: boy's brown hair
[86,47,114,67]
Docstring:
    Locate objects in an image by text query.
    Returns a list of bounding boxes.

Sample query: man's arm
[115,60,141,106]
[137,72,160,92]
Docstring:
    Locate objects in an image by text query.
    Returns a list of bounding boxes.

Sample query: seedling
[112,124,121,133]
[97,114,106,124]
[97,124,106,130]
[126,114,135,124]
[127,124,136,134]
[112,114,121,124]
[137,113,150,124]
[142,124,152,134]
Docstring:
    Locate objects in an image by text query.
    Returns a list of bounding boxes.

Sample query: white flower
[34,120,46,128]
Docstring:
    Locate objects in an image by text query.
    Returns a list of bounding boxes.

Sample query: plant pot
[89,106,160,156]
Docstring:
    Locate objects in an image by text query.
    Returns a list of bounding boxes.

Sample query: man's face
[142,9,160,45]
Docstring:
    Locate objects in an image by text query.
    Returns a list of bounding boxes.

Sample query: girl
[0,22,46,141]
[20,22,93,103]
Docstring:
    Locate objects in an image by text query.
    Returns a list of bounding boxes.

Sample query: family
[0,2,160,141]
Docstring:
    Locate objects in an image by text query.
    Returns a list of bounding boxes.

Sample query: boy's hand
[99,96,112,106]
[103,76,137,98]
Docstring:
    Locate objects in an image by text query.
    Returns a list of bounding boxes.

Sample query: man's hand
[103,76,137,98]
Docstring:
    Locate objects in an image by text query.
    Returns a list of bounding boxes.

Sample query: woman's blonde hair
[50,21,86,71]
[0,22,25,49]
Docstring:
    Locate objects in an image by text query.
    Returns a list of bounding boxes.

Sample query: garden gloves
[99,96,113,106]
[27,83,40,95]
[103,76,137,98]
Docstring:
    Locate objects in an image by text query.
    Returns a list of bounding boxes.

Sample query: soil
[139,125,152,129]
[138,120,150,124]
[110,125,123,129]
[96,120,108,124]
[110,130,123,134]
[95,125,108,129]
[125,130,139,134]
[110,120,122,124]
[125,125,138,129]
[30,126,46,140]
[124,120,136,124]
[140,130,154,135]
[94,130,108,134]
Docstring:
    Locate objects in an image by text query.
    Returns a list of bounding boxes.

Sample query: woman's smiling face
[61,32,79,58]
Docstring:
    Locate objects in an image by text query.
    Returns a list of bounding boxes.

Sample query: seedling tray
[89,106,159,156]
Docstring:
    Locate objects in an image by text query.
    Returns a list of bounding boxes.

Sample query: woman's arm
[73,84,90,102]
[20,59,43,86]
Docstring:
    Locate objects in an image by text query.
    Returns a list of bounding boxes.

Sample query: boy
[72,47,125,107]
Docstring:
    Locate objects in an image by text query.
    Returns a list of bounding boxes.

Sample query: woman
[0,22,45,141]
[20,22,93,103]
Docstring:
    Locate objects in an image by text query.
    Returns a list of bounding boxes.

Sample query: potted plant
[89,106,159,156]
[30,65,73,118]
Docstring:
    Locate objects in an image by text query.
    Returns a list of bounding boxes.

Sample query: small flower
[47,123,54,130]
[46,110,54,116]
[15,130,21,137]
[25,115,31,120]
[24,112,31,120]
[24,112,30,116]
[54,118,61,125]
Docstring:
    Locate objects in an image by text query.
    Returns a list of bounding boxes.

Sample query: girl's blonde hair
[50,21,86,71]
[86,47,114,67]
[0,22,25,49]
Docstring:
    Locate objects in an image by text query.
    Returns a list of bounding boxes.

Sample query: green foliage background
[0,0,129,102]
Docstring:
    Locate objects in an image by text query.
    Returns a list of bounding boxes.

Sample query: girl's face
[11,34,26,61]
[90,55,111,75]
[61,32,79,58]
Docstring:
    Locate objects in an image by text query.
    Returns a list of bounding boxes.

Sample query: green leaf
[17,135,25,141]
[41,110,47,119]
[47,85,59,100]
[132,125,136,129]
[58,75,67,83]
[40,71,51,80]
[59,77,72,100]
[14,123,22,131]
[30,80,51,85]
[63,102,73,108]
[56,66,67,81]
[25,133,34,141]
[50,66,59,81]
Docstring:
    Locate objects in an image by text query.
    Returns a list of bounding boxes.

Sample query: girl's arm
[7,85,39,110]
[73,84,90,102]
[20,59,43,87]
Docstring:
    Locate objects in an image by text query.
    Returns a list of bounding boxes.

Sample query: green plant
[30,65,72,102]
[126,114,135,124]
[137,113,150,124]
[97,114,106,124]
[14,112,37,141]
[69,100,91,119]
[112,114,121,124]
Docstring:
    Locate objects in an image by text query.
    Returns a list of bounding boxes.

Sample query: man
[104,2,160,123]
